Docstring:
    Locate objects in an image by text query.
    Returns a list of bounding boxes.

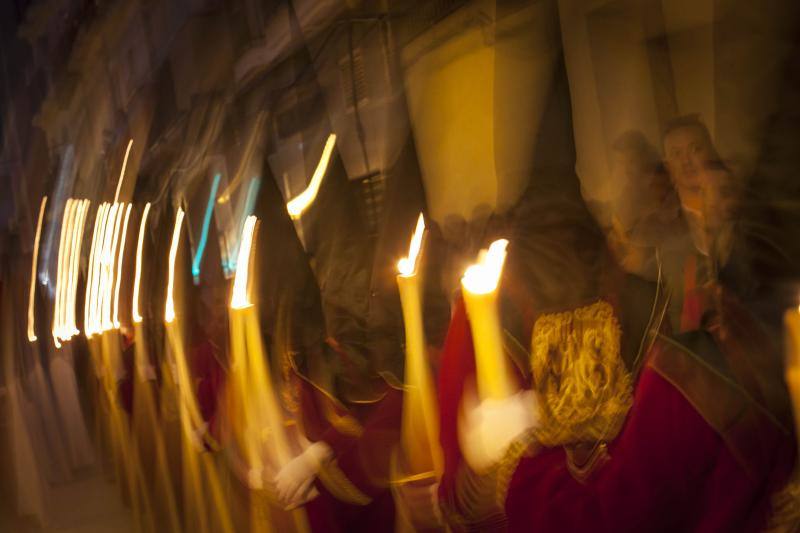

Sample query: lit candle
[784,305,800,456]
[131,203,151,324]
[164,208,184,324]
[396,214,442,476]
[461,239,512,400]
[112,204,132,329]
[228,216,312,530]
[230,215,295,462]
[132,203,154,381]
[163,207,234,533]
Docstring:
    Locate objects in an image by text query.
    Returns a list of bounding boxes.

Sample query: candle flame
[286,133,336,219]
[397,213,425,277]
[52,199,91,346]
[85,203,108,338]
[461,239,509,295]
[102,203,123,331]
[54,200,79,347]
[66,201,90,338]
[112,203,132,329]
[132,203,151,323]
[52,200,73,347]
[230,215,257,310]
[27,197,48,342]
[165,208,185,323]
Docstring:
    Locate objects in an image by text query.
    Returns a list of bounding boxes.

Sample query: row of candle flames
[28,133,509,346]
[29,132,800,493]
[25,133,514,483]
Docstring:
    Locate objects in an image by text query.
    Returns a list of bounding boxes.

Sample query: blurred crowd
[2,0,800,532]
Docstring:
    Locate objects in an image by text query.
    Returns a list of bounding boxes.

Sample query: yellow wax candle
[396,214,442,477]
[784,307,800,456]
[229,216,311,533]
[163,207,234,533]
[461,239,512,400]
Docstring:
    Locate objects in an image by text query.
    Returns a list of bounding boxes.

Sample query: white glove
[273,441,332,509]
[459,388,540,472]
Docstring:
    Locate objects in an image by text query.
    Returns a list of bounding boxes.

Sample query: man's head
[662,115,737,253]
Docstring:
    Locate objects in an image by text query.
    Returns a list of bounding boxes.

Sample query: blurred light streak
[40,146,76,289]
[85,203,108,337]
[27,196,47,342]
[286,133,336,219]
[52,199,76,348]
[132,203,151,324]
[113,204,132,329]
[192,173,221,282]
[66,200,90,337]
[102,203,123,331]
[230,215,256,310]
[165,208,184,324]
[114,139,134,203]
[51,199,91,346]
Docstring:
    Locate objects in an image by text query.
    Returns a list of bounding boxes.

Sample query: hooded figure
[259,6,449,529]
[429,1,796,529]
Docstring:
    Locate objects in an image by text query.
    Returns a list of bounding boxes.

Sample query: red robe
[505,363,793,532]
[189,336,227,444]
[438,297,794,531]
[299,376,401,532]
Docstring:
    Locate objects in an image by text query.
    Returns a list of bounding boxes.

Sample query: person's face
[663,125,717,213]
[664,125,737,249]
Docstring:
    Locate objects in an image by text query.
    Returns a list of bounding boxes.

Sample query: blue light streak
[192,173,221,283]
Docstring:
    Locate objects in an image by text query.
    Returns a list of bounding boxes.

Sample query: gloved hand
[459,387,540,471]
[273,441,332,509]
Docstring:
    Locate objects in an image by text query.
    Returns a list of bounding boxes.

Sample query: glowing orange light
[286,133,336,219]
[27,197,47,342]
[165,208,184,323]
[132,203,151,324]
[397,213,425,277]
[230,215,257,310]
